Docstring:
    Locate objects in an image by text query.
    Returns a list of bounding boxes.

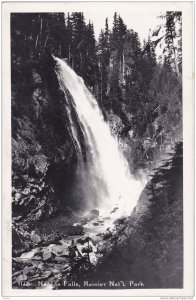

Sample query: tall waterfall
[54,56,144,217]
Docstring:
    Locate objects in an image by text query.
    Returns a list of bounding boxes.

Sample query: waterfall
[54,56,144,217]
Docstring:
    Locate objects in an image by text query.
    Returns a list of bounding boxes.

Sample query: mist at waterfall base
[54,56,145,219]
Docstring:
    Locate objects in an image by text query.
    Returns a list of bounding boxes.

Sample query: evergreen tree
[110,13,127,61]
[70,12,86,72]
[111,12,118,50]
[97,18,111,109]
[141,37,157,88]
[153,11,182,77]
[66,13,73,64]
[85,21,99,87]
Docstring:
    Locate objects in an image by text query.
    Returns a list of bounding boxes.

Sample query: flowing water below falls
[54,56,144,217]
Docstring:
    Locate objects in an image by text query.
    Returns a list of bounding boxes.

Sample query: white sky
[83,11,163,44]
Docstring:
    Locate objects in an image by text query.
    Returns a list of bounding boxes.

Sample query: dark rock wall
[12,55,79,222]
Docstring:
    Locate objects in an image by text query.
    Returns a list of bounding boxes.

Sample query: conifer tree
[141,37,157,88]
[97,18,111,109]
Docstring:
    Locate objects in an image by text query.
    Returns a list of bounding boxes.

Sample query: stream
[12,207,130,289]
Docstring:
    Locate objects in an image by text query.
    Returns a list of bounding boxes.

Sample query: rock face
[12,56,79,224]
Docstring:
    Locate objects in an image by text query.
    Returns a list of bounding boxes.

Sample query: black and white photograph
[1,1,194,297]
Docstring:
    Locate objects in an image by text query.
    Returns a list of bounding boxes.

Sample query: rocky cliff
[12,55,80,223]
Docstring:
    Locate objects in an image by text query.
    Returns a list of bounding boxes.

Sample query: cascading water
[54,56,144,217]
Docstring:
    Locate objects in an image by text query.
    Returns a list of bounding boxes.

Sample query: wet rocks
[110,207,119,214]
[32,255,42,261]
[48,244,69,257]
[40,232,61,246]
[15,274,28,283]
[30,231,43,244]
[12,270,23,278]
[56,225,84,236]
[42,251,53,262]
[81,218,88,226]
[82,245,93,254]
[103,217,111,221]
[113,217,129,234]
[73,222,82,227]
[40,270,53,279]
[20,249,38,260]
[12,207,133,290]
[54,257,71,264]
[23,265,40,277]
[90,210,99,217]
[86,209,100,221]
[113,216,128,225]
[77,236,92,245]
[93,222,101,226]
[103,229,113,240]
[92,218,105,227]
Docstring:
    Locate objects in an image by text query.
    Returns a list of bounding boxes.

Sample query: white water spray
[54,56,144,217]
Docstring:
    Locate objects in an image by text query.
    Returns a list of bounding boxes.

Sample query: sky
[82,11,163,44]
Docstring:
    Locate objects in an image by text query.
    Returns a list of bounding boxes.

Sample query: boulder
[16,274,28,283]
[90,210,99,217]
[33,250,43,257]
[93,222,101,226]
[77,236,92,245]
[73,222,82,227]
[54,257,71,264]
[41,270,53,279]
[30,231,43,244]
[40,232,61,246]
[20,249,37,260]
[48,245,69,257]
[23,266,31,275]
[81,218,88,225]
[42,251,52,261]
[110,207,119,214]
[53,269,60,275]
[82,246,93,254]
[93,219,104,226]
[33,255,42,261]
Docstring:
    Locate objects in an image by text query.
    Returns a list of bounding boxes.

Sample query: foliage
[96,12,182,171]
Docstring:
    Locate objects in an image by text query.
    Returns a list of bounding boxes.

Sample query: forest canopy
[11,11,182,171]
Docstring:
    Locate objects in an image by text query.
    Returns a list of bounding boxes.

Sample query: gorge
[11,12,183,289]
